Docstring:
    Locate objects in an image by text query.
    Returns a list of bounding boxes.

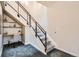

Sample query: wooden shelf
[3,34,14,37]
[3,34,23,37]
[20,33,23,35]
[3,26,22,28]
[3,22,15,23]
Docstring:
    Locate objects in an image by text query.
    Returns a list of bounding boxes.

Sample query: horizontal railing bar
[31,26,36,32]
[37,23,46,34]
[5,2,28,22]
[6,1,46,37]
[15,2,46,34]
[31,18,46,34]
[31,16,36,23]
[15,1,29,15]
[31,19,46,35]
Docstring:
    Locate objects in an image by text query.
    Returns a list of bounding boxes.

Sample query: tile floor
[2,42,75,57]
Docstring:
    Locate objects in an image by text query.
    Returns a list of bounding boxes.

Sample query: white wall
[47,1,79,56]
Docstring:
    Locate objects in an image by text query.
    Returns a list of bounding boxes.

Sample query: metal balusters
[27,12,29,25]
[17,2,20,17]
[29,14,31,27]
[45,32,47,52]
[35,21,37,37]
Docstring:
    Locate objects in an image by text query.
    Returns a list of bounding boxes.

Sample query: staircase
[1,1,55,54]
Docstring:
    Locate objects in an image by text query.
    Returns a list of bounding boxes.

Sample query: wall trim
[55,47,77,57]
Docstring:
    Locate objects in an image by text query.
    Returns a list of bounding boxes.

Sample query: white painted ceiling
[37,1,56,7]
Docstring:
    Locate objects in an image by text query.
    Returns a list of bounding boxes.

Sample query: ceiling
[37,1,56,7]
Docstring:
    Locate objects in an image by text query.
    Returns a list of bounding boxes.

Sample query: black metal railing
[4,1,47,52]
[5,2,28,23]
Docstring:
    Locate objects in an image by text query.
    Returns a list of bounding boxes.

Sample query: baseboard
[24,42,30,45]
[0,46,3,57]
[55,47,77,57]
